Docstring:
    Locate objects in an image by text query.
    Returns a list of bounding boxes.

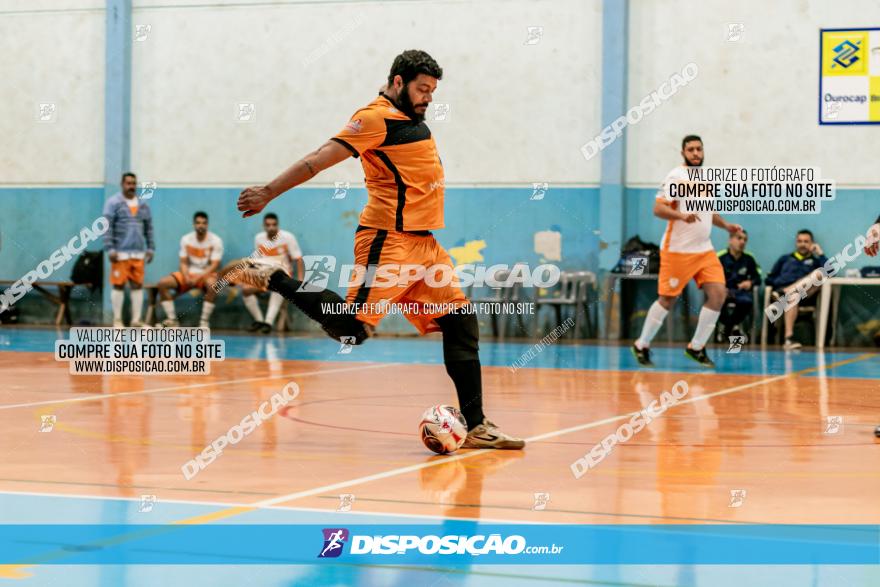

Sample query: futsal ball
[419,405,468,454]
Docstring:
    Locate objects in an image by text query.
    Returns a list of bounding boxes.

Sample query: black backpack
[71,251,103,287]
[612,235,661,274]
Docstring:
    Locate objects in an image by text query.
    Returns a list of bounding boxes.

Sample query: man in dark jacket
[717,229,761,339]
[765,229,827,350]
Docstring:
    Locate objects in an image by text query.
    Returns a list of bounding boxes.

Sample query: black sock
[444,359,484,431]
[267,272,369,343]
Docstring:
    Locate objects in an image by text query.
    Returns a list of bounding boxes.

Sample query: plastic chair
[533,270,597,339]
[760,285,820,346]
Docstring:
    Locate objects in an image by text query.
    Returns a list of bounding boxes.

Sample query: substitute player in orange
[222,50,523,449]
[155,211,224,328]
[632,135,742,368]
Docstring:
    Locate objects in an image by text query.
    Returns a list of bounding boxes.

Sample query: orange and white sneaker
[217,258,286,290]
[462,418,525,450]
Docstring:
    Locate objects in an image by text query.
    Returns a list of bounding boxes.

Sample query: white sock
[243,294,264,322]
[264,292,283,326]
[200,301,215,324]
[111,289,124,322]
[130,289,144,323]
[161,300,177,321]
[635,301,668,350]
[690,306,721,351]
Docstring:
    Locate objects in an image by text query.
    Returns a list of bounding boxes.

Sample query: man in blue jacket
[103,172,155,327]
[717,229,761,340]
[765,229,827,350]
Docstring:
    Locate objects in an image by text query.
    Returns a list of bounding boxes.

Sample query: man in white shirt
[632,135,742,368]
[242,213,305,333]
[155,211,224,328]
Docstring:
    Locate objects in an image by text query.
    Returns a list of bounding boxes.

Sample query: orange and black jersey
[331,93,445,231]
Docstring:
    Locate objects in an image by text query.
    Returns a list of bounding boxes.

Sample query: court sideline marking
[0,362,401,411]
[2,352,875,577]
[250,352,876,510]
[0,488,545,526]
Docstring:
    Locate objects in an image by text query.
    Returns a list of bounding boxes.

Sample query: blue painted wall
[0,187,600,334]
[0,188,104,278]
[140,186,601,283]
[624,187,880,274]
[3,186,878,342]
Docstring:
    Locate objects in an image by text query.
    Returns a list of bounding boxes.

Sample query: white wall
[627,0,880,188]
[0,0,105,185]
[131,0,602,186]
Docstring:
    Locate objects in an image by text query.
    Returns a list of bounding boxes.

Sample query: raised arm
[237,140,352,218]
[713,213,742,235]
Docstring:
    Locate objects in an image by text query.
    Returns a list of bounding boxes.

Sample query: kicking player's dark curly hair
[387,50,443,85]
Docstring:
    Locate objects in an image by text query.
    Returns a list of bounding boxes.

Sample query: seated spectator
[155,211,224,329]
[717,229,761,341]
[765,229,828,350]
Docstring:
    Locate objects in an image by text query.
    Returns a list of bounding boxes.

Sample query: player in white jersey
[632,135,743,368]
[155,211,224,328]
[241,213,305,333]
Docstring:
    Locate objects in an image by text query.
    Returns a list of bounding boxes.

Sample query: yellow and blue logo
[822,31,868,76]
[832,39,861,68]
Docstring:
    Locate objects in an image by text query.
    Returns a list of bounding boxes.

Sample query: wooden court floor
[1,329,878,529]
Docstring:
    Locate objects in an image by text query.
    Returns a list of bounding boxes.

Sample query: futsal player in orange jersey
[222,50,523,449]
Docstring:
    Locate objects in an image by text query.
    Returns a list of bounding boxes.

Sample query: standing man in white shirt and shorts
[241,212,305,334]
[632,135,742,368]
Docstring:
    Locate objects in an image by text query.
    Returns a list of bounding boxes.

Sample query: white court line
[8,355,871,521]
[0,489,538,525]
[245,352,874,509]
[525,372,793,443]
[251,369,810,509]
[0,362,400,411]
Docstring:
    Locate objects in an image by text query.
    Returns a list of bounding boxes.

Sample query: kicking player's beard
[398,85,427,123]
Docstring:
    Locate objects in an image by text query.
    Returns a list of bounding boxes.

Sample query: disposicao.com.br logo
[298,257,561,291]
[317,528,563,558]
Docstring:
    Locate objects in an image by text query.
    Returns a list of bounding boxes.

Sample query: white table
[816,276,880,349]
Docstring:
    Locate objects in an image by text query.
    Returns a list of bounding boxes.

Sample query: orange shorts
[172,271,216,294]
[658,250,725,296]
[110,259,145,287]
[345,228,469,335]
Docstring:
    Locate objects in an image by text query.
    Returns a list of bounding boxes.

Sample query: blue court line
[1,328,876,378]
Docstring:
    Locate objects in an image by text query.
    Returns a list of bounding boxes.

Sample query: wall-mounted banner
[819,27,880,124]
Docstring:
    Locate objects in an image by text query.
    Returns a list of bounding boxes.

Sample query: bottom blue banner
[1,524,877,565]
